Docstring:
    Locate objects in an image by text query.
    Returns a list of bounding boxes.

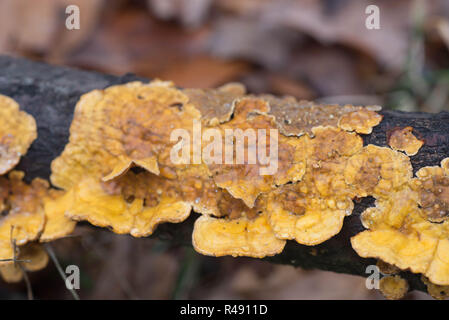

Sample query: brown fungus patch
[344,145,412,199]
[413,163,449,223]
[183,82,246,126]
[422,276,449,300]
[259,95,381,137]
[388,126,423,156]
[207,97,306,208]
[379,275,409,300]
[377,260,400,275]
[0,95,37,175]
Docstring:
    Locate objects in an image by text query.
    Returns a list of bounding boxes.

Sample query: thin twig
[17,263,33,300]
[10,225,33,300]
[44,243,80,300]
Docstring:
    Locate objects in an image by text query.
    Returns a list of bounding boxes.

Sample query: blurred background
[0,0,447,299]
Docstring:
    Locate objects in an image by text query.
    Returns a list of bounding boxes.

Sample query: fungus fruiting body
[0,243,49,283]
[48,80,384,259]
[352,158,449,286]
[388,126,423,156]
[0,171,75,264]
[379,275,409,300]
[0,95,37,175]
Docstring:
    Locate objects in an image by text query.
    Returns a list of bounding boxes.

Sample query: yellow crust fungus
[49,80,387,258]
[388,126,423,156]
[0,171,46,263]
[0,95,37,175]
[352,158,449,286]
[338,108,383,134]
[207,97,306,208]
[0,171,75,263]
[266,127,360,245]
[51,80,201,188]
[0,243,49,283]
[379,275,409,300]
[413,164,449,223]
[344,145,412,199]
[40,189,77,242]
[192,212,285,258]
[64,173,192,237]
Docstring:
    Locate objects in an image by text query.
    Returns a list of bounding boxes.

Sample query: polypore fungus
[379,275,409,300]
[388,126,423,156]
[0,95,37,174]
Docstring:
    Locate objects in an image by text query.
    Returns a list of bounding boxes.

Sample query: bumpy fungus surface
[0,95,37,174]
[0,171,75,264]
[261,95,381,137]
[0,171,46,263]
[192,212,286,258]
[266,127,360,245]
[65,174,192,237]
[352,158,449,286]
[379,275,409,300]
[206,97,306,208]
[422,276,449,300]
[184,83,246,126]
[388,126,423,156]
[50,80,383,257]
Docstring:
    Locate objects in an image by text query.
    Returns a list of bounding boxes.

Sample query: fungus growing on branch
[379,275,409,300]
[0,95,37,175]
[388,126,423,156]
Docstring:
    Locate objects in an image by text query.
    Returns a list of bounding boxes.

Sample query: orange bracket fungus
[0,95,37,175]
[388,126,424,156]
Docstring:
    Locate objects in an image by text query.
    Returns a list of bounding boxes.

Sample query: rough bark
[2,55,448,292]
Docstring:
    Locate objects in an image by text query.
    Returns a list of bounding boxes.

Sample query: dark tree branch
[2,55,448,293]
